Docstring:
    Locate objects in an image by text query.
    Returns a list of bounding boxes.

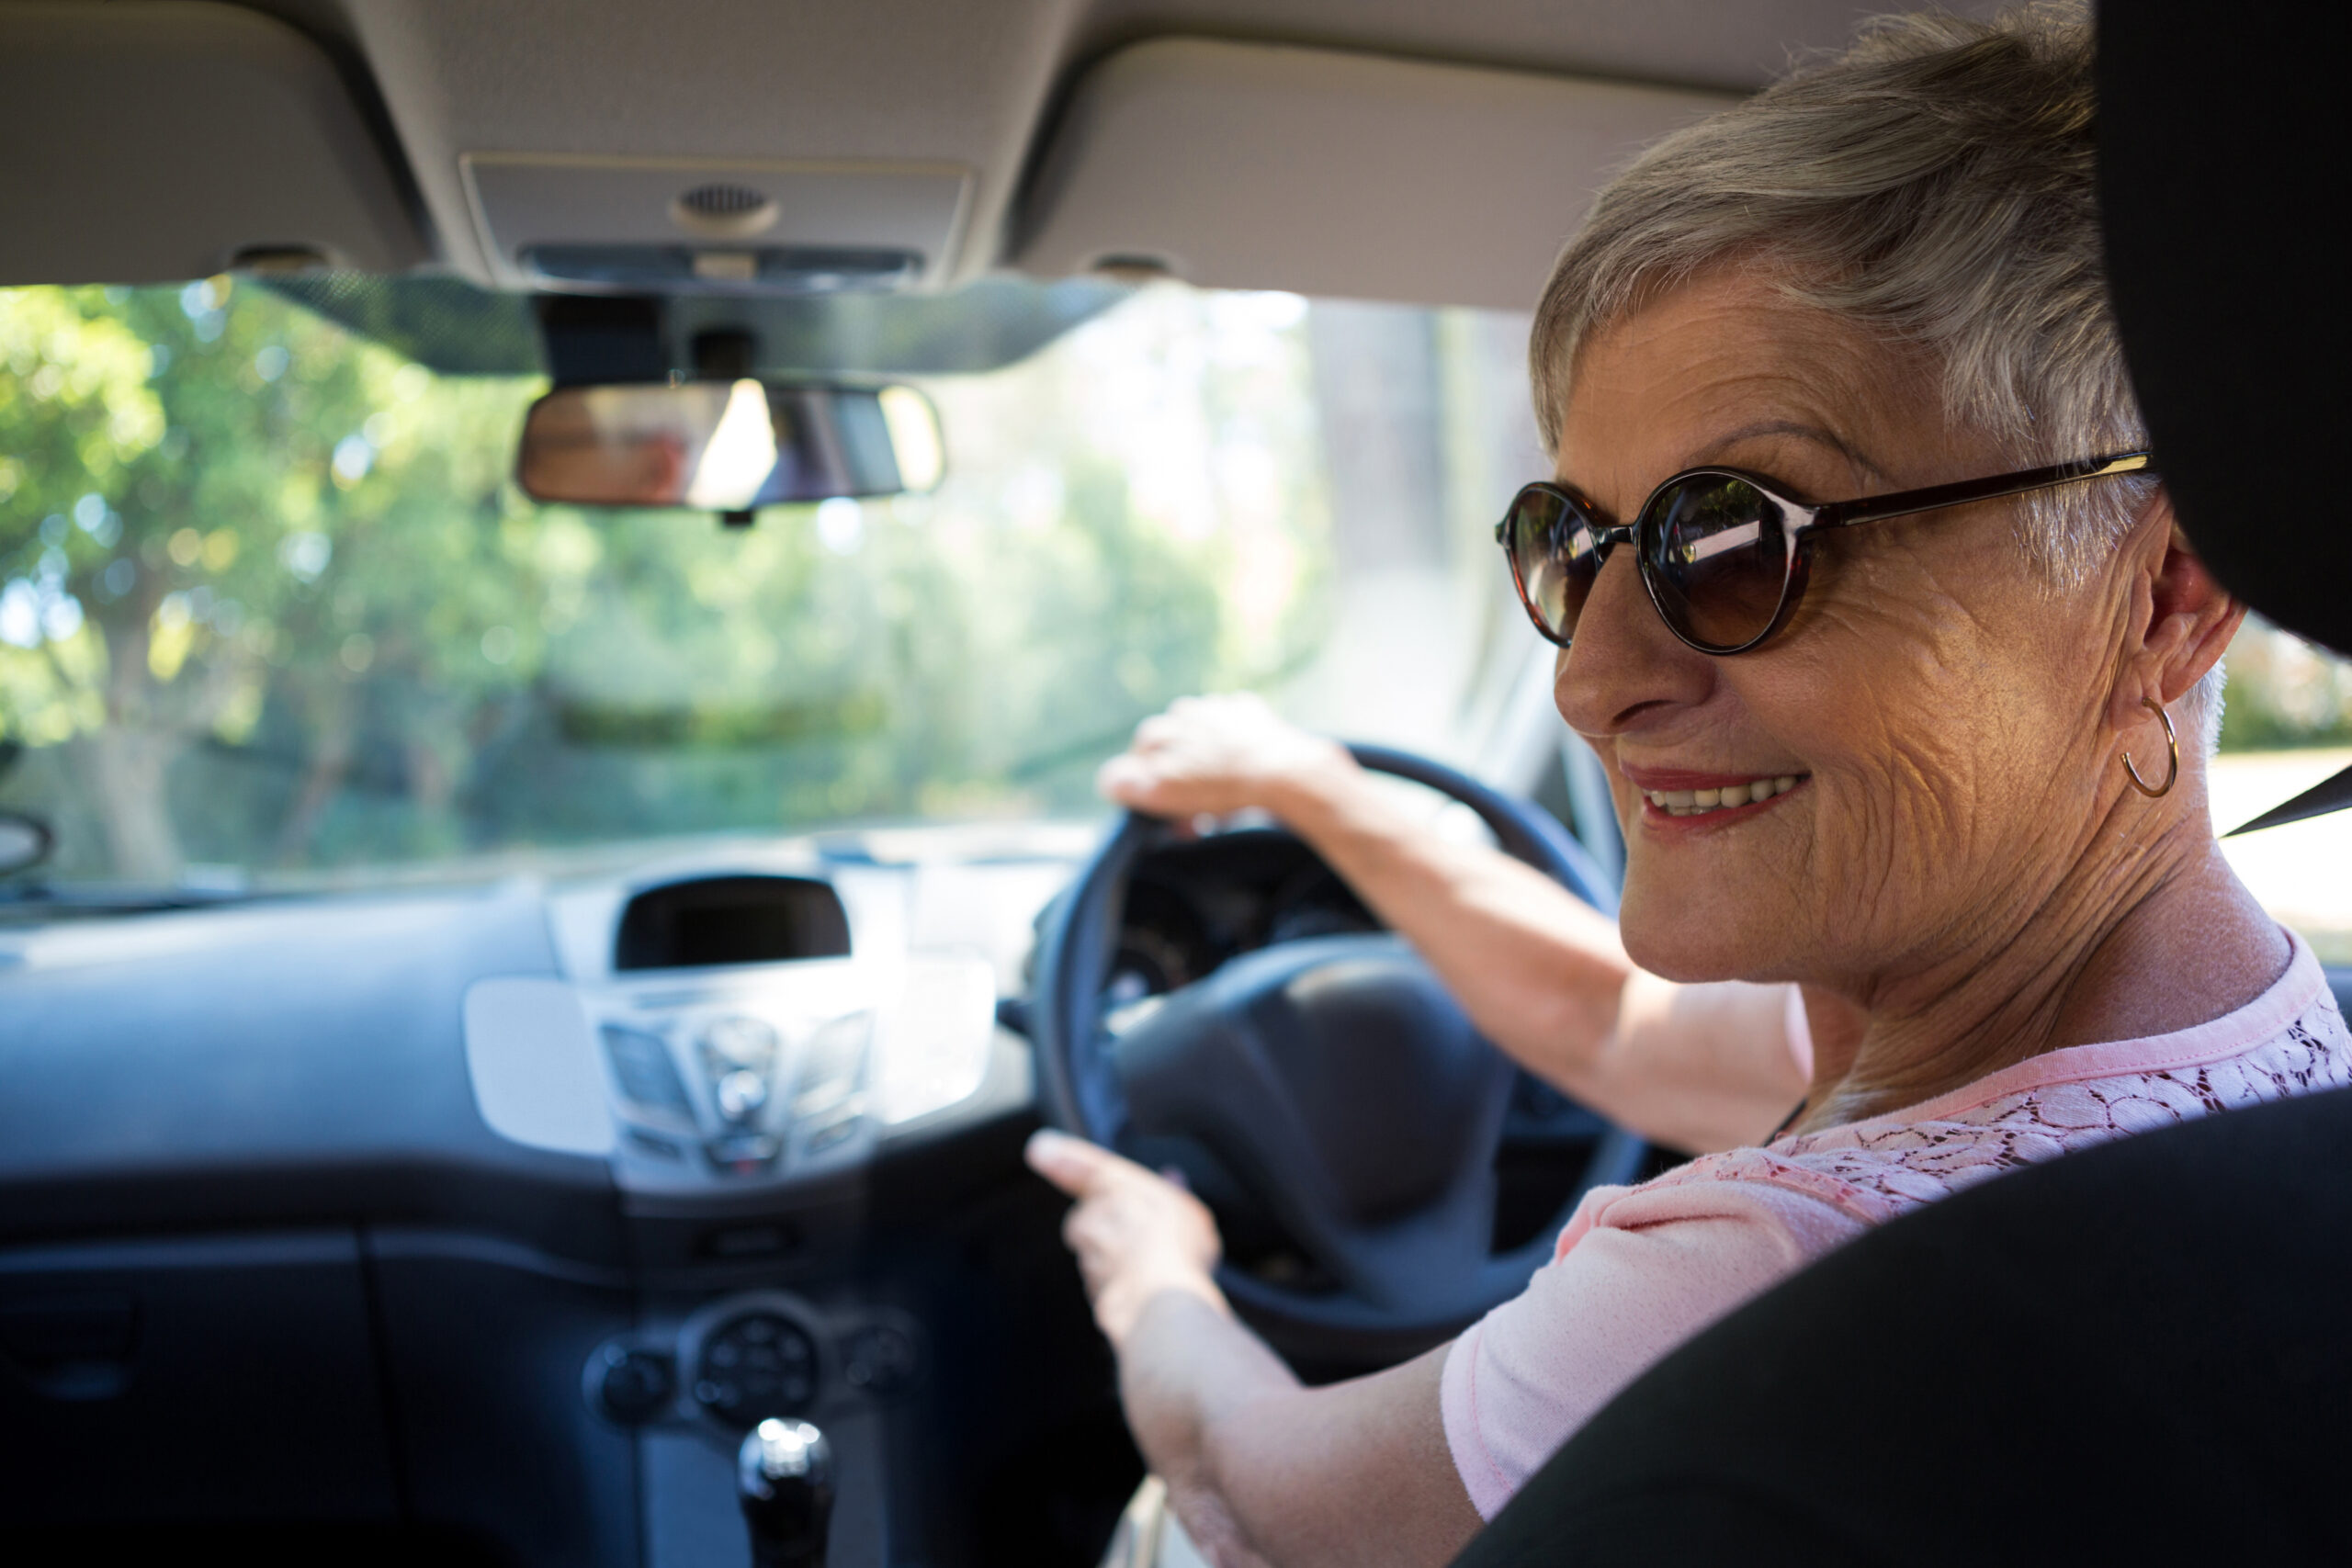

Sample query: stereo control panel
[593,964,881,1184]
[584,1288,922,1434]
[463,953,1000,1197]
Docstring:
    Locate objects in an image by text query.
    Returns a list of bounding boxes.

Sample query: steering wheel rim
[1031,744,1647,1360]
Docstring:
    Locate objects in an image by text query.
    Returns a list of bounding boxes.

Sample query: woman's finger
[1096,753,1148,803]
[1026,1127,1118,1194]
[1064,1209,1105,1272]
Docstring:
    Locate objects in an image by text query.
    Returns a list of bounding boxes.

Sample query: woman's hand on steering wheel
[1026,1128,1230,1347]
[1097,693,1355,820]
[1039,733,1635,1355]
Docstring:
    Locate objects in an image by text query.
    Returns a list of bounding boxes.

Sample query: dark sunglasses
[1498,450,2154,655]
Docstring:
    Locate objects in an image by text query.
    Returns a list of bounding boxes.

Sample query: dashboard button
[716,1067,769,1122]
[602,1025,694,1120]
[797,1012,868,1085]
[801,1111,864,1157]
[844,1325,919,1395]
[789,1078,855,1119]
[594,1346,674,1423]
[705,1132,780,1172]
[695,1314,819,1426]
[703,1014,780,1070]
[624,1126,685,1160]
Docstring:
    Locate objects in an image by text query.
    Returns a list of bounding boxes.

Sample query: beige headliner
[5,0,1943,307]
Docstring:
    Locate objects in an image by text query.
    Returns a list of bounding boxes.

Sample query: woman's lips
[1619,765,1809,821]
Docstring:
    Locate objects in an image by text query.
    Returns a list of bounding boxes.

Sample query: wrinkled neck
[1796,768,2287,1134]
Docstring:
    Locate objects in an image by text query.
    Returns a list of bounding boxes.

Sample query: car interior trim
[0,1,427,287]
[458,152,978,295]
[1016,37,1733,310]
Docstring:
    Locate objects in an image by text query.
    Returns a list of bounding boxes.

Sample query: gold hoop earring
[2121,696,2179,799]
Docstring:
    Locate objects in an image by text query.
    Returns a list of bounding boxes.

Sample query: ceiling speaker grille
[670,184,779,237]
[680,183,765,216]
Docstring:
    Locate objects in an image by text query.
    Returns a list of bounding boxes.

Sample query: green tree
[3,278,1330,885]
[2,279,539,877]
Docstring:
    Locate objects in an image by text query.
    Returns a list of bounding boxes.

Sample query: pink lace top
[1441,929,2350,1519]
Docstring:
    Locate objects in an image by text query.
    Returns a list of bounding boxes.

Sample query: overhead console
[0,1,426,286]
[459,154,973,295]
[1015,38,1735,310]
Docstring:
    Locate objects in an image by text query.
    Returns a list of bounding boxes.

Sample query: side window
[2214,617,2352,968]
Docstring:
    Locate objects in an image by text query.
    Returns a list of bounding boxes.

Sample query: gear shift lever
[738,1417,835,1568]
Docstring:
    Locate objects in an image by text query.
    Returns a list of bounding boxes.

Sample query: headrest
[2101,2,2351,833]
[2100,2,2348,654]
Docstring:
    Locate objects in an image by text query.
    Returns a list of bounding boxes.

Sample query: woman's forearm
[1268,758,1632,1067]
[1118,1289,1295,1472]
[1115,1289,1478,1568]
[1269,758,1804,1152]
[1114,1290,1298,1565]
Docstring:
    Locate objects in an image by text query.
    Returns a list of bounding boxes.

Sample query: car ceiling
[1,0,1987,312]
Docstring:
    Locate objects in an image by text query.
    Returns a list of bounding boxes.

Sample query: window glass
[1,279,1539,889]
[2212,618,2352,962]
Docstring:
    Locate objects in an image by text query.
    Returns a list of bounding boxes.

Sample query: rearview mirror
[0,809,53,876]
[515,380,944,513]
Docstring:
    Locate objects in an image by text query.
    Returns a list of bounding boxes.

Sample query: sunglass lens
[1505,486,1603,646]
[1642,475,1792,652]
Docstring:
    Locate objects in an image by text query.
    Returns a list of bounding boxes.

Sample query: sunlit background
[0,277,1532,888]
[6,275,2352,959]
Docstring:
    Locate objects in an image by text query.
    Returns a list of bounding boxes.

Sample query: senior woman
[1026,8,2352,1566]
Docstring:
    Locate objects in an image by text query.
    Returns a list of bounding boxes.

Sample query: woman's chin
[1617,893,1776,984]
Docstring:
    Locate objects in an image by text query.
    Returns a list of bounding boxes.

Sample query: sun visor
[0,1,426,286]
[1015,39,1733,310]
[459,156,975,295]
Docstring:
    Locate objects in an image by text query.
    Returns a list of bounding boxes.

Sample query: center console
[458,856,1046,1566]
[463,869,1004,1201]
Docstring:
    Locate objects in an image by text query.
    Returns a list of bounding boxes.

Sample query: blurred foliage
[0,280,1329,885]
[257,274,548,377]
[2219,616,2352,752]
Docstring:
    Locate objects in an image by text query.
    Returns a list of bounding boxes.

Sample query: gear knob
[738,1417,835,1568]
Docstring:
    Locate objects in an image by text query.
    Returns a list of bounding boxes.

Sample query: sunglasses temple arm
[1815,451,2154,531]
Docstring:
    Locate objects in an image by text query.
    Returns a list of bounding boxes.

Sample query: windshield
[1,278,1541,889]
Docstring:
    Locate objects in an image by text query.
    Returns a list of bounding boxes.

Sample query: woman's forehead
[1552,273,1937,497]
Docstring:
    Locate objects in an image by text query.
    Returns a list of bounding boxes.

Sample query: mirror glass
[0,811,52,875]
[516,380,944,511]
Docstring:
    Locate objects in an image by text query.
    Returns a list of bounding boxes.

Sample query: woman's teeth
[1644,775,1802,817]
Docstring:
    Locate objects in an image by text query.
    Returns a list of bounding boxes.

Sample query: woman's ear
[2108,487,2244,732]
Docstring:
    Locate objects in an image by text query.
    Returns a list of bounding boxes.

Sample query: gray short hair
[1531,3,2223,750]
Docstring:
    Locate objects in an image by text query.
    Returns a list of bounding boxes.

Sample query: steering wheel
[1031,745,1646,1363]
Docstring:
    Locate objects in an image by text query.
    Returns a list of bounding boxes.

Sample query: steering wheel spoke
[1031,748,1640,1366]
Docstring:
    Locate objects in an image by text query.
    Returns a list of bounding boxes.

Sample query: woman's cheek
[1821,715,1992,949]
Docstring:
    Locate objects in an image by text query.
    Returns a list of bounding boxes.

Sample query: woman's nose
[1553,549,1715,736]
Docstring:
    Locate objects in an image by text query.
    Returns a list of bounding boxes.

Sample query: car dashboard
[0,829,1118,1566]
